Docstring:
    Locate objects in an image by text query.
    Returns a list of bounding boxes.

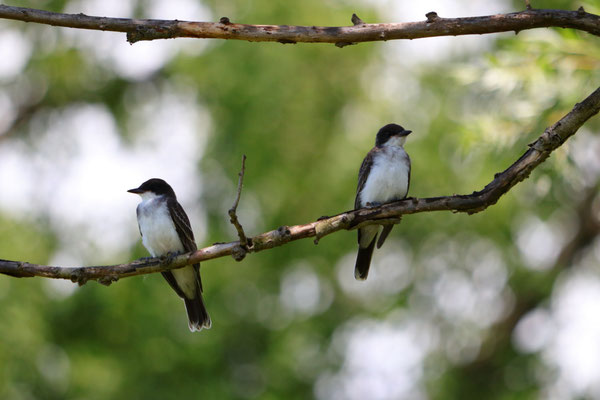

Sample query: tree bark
[0,5,598,45]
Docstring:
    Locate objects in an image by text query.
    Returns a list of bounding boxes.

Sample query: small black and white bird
[354,124,412,280]
[128,178,211,331]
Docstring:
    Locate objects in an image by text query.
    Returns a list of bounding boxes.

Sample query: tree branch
[0,5,598,45]
[1,86,599,284]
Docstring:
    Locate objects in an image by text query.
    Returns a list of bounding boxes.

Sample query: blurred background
[1,0,599,399]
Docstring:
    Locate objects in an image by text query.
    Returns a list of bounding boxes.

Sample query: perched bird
[128,178,211,331]
[354,124,412,280]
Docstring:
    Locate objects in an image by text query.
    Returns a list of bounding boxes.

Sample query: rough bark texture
[0,5,598,44]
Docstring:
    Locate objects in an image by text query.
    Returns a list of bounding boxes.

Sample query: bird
[128,178,211,331]
[354,123,412,280]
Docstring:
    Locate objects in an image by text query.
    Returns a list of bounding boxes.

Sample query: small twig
[525,0,532,11]
[351,13,364,26]
[229,155,249,259]
[426,12,440,23]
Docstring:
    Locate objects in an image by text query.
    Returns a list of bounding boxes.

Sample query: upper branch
[1,86,599,284]
[0,5,598,44]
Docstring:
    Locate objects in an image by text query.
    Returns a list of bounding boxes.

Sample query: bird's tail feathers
[354,234,377,280]
[184,293,211,332]
[186,266,211,331]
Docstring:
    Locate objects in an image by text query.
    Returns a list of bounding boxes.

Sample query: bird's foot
[161,251,181,264]
[365,201,382,208]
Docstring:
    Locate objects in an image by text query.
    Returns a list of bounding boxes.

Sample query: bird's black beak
[127,188,144,194]
[401,129,412,136]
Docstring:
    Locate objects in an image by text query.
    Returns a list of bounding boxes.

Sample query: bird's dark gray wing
[167,198,197,253]
[355,148,377,209]
[163,198,203,295]
[354,148,379,280]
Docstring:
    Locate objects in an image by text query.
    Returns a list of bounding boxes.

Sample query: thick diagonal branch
[0,5,598,44]
[1,86,599,284]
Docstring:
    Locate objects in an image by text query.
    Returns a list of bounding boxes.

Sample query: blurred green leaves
[1,0,600,399]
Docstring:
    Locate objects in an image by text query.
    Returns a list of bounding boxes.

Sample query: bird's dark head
[128,178,176,198]
[375,123,412,147]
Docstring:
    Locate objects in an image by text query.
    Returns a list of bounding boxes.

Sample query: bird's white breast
[137,197,185,257]
[360,146,410,206]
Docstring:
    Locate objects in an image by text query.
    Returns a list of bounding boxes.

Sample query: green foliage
[1,0,599,399]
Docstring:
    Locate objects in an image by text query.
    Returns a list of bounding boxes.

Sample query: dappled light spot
[513,308,553,353]
[541,271,600,398]
[43,278,78,299]
[280,262,333,317]
[316,315,434,400]
[0,29,31,80]
[35,344,70,394]
[515,215,568,270]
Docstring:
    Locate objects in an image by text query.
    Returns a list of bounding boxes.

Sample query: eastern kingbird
[128,178,211,331]
[354,123,412,280]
